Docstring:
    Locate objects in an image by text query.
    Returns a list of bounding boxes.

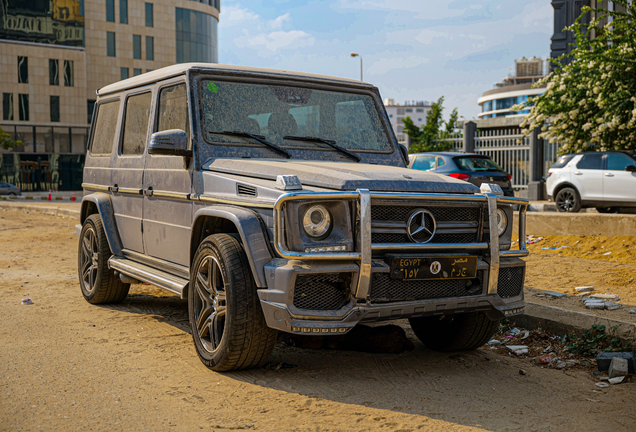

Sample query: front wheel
[409,312,499,352]
[555,187,582,213]
[188,234,278,371]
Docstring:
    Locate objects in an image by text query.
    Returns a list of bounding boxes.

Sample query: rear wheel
[78,214,130,304]
[189,234,278,371]
[409,312,499,352]
[596,207,618,214]
[555,187,582,213]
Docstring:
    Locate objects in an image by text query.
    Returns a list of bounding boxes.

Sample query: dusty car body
[77,63,529,371]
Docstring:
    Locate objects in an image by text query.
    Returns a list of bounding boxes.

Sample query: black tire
[595,207,618,214]
[188,234,278,371]
[78,214,130,304]
[409,312,499,352]
[555,187,582,213]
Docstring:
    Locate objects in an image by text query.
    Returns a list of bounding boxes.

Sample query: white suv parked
[546,151,636,212]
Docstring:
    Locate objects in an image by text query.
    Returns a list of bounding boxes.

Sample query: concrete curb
[0,202,80,219]
[513,302,636,344]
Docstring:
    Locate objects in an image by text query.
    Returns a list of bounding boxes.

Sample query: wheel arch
[553,182,580,199]
[80,192,123,256]
[190,206,273,289]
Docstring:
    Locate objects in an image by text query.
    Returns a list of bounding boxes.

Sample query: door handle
[604,172,614,177]
[108,185,119,192]
[143,187,153,196]
[574,171,583,175]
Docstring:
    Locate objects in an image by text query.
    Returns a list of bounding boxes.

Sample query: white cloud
[236,30,315,52]
[222,5,260,27]
[268,13,291,30]
[521,3,553,28]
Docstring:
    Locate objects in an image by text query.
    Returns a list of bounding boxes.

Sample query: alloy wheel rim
[80,227,99,293]
[194,255,227,353]
[557,191,574,211]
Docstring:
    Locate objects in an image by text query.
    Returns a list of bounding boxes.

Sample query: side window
[412,156,436,171]
[437,157,446,167]
[121,92,152,155]
[157,83,190,141]
[607,153,635,171]
[576,153,603,170]
[90,100,120,155]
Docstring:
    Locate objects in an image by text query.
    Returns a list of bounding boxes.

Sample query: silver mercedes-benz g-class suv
[77,63,528,371]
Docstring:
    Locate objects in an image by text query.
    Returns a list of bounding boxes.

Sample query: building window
[50,96,60,122]
[18,56,28,83]
[106,0,115,22]
[2,93,13,121]
[107,32,116,57]
[133,68,142,76]
[120,0,128,24]
[176,8,218,63]
[145,3,154,27]
[121,67,129,80]
[146,36,154,60]
[406,109,412,113]
[146,69,153,72]
[87,100,96,124]
[64,60,74,87]
[133,35,142,59]
[19,94,29,121]
[49,60,59,86]
[416,108,424,113]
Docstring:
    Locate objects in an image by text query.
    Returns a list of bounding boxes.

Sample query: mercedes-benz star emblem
[406,209,437,243]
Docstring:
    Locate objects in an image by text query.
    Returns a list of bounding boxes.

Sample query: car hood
[201,159,480,194]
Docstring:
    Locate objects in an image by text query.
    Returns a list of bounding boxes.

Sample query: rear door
[603,153,636,204]
[142,80,193,266]
[572,153,604,201]
[109,90,153,254]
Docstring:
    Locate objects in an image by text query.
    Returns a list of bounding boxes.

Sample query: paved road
[2,208,635,431]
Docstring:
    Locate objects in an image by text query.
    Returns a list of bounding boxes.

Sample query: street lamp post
[350,52,363,81]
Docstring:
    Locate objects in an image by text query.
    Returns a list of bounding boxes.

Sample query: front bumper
[258,189,529,334]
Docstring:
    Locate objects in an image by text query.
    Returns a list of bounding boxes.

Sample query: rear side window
[121,92,152,155]
[157,83,189,141]
[551,154,575,169]
[412,155,436,171]
[90,100,120,155]
[576,153,603,170]
[437,157,446,167]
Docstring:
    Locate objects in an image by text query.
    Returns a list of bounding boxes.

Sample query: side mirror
[148,129,192,157]
[398,143,409,165]
[625,165,636,173]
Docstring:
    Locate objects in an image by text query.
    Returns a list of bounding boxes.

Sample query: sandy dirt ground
[2,209,636,432]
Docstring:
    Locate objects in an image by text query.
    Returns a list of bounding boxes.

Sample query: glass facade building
[176,8,218,63]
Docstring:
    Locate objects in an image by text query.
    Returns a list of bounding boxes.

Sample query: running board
[108,256,189,298]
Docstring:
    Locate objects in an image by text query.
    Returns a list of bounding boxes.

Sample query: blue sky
[218,0,554,120]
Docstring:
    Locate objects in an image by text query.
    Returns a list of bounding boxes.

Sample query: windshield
[199,80,392,154]
[454,156,505,172]
[551,154,575,169]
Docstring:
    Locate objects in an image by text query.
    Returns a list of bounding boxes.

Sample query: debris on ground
[519,369,527,375]
[590,293,620,301]
[595,382,610,388]
[598,352,635,374]
[608,357,629,378]
[583,298,605,309]
[630,310,636,315]
[506,345,529,356]
[544,291,568,299]
[575,286,595,293]
[609,376,626,385]
[541,246,567,251]
[21,298,33,305]
[487,339,502,347]
[604,302,621,311]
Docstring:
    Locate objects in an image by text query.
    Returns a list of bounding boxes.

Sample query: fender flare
[80,192,124,256]
[191,206,273,288]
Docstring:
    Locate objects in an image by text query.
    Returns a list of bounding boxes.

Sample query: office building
[383,99,432,144]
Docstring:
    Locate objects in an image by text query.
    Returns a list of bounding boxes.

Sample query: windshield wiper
[208,131,291,159]
[283,135,361,162]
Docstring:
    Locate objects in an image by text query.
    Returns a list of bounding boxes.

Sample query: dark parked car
[0,182,21,196]
[408,152,515,197]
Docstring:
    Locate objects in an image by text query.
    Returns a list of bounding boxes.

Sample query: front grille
[371,202,482,245]
[293,273,351,311]
[497,267,524,298]
[369,271,484,303]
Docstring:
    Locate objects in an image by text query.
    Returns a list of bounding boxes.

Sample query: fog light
[496,208,508,236]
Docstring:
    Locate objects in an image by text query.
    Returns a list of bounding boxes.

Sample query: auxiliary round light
[496,208,508,236]
[303,205,332,238]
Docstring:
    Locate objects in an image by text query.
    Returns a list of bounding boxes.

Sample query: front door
[142,81,193,266]
[572,152,604,201]
[111,91,152,253]
[603,153,636,204]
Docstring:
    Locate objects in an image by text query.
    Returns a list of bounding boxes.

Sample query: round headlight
[303,205,332,238]
[496,208,508,236]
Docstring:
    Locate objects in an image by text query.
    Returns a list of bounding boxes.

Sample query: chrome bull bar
[273,190,529,300]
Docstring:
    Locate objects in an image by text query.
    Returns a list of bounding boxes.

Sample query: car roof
[561,151,635,157]
[409,152,484,157]
[98,63,375,96]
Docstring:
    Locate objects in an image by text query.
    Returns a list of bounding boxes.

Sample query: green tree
[518,1,636,154]
[401,96,459,153]
[1,126,22,151]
